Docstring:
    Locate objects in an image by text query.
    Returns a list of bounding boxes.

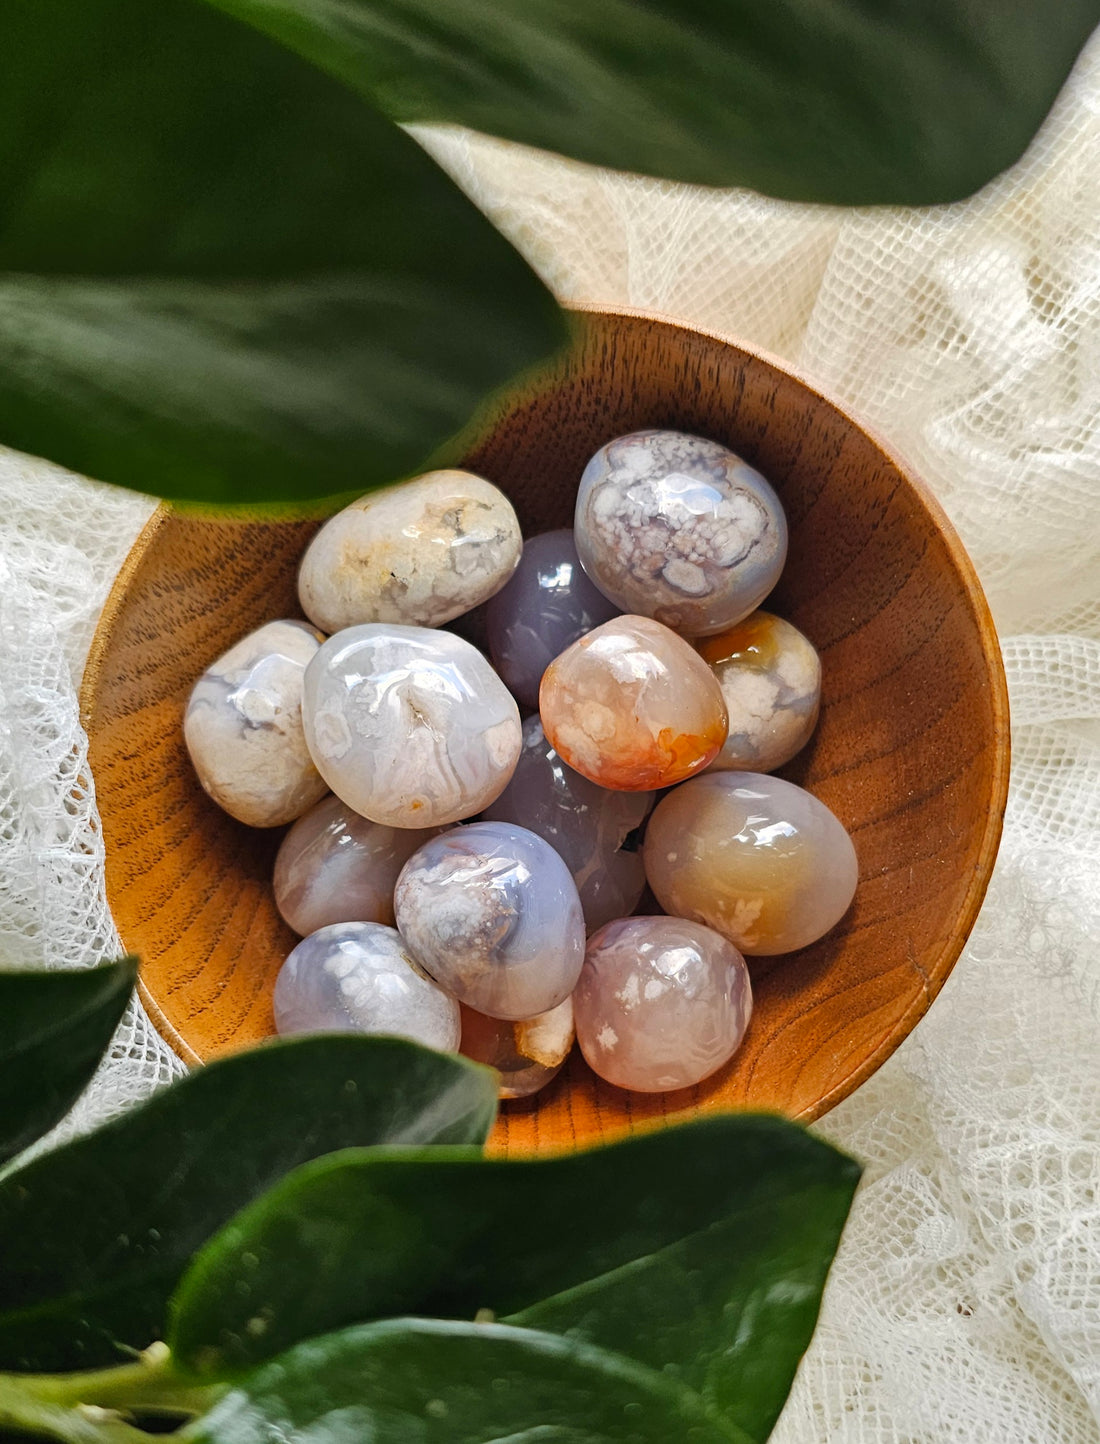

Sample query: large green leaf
[0,1036,496,1372]
[169,1114,858,1440]
[206,0,1100,205]
[184,1318,746,1444]
[0,960,136,1167]
[0,0,564,507]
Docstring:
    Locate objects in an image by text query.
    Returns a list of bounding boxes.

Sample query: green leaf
[0,0,564,507]
[170,1114,858,1440]
[209,0,1100,205]
[0,960,136,1167]
[184,1317,746,1444]
[0,1036,496,1372]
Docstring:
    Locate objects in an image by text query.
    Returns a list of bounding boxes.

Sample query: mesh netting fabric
[2,23,1099,1441]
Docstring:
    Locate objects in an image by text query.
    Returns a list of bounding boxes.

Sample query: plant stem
[0,1344,226,1442]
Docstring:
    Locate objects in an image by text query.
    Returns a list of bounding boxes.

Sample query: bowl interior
[82,308,1009,1156]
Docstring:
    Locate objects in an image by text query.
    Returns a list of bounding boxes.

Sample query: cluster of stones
[185,433,857,1098]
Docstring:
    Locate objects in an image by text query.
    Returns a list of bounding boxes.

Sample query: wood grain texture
[81,308,1010,1156]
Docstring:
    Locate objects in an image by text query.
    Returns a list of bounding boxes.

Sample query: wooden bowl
[82,307,1009,1156]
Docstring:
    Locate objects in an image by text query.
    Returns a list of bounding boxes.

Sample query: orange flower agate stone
[539,615,728,791]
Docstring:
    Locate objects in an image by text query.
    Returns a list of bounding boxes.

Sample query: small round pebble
[459,998,574,1099]
[644,772,858,955]
[298,470,522,633]
[574,916,752,1092]
[697,611,821,772]
[273,794,440,936]
[273,921,460,1051]
[483,716,654,931]
[394,821,585,1020]
[184,618,328,828]
[539,615,728,791]
[574,429,788,636]
[302,624,521,828]
[485,528,619,709]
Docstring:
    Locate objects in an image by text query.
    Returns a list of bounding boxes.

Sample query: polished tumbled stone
[697,610,821,773]
[274,793,441,936]
[394,821,585,1020]
[483,716,654,931]
[298,470,522,634]
[273,921,460,1051]
[302,624,521,828]
[486,528,619,710]
[184,618,328,828]
[459,997,574,1099]
[539,615,727,791]
[573,916,752,1092]
[574,429,788,636]
[645,772,858,955]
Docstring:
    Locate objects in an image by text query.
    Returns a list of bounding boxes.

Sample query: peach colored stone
[459,998,574,1099]
[539,615,727,791]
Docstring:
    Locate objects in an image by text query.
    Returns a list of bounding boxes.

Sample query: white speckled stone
[459,997,574,1099]
[697,611,821,773]
[644,772,858,956]
[574,430,787,636]
[273,921,460,1050]
[273,794,441,935]
[183,619,328,828]
[574,916,752,1092]
[394,821,585,1020]
[298,470,522,633]
[302,624,521,828]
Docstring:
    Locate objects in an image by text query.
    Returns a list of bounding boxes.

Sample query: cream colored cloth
[2,28,1099,1440]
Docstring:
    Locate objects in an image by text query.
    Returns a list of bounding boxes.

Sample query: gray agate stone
[485,528,619,709]
[573,916,752,1093]
[298,470,522,634]
[394,821,585,1020]
[183,619,328,828]
[273,794,441,936]
[273,921,460,1051]
[302,624,521,828]
[483,716,654,931]
[574,429,788,637]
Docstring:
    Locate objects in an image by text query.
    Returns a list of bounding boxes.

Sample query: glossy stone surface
[459,998,574,1099]
[298,470,522,633]
[394,821,585,1020]
[485,528,619,709]
[184,619,327,828]
[302,624,521,828]
[273,921,460,1050]
[574,916,751,1092]
[273,794,441,936]
[574,429,788,636]
[483,716,654,931]
[645,772,858,955]
[539,615,727,791]
[697,610,821,773]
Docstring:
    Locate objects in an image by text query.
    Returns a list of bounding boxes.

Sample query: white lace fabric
[2,27,1099,1440]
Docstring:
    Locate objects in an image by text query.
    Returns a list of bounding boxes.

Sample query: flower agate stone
[459,998,574,1099]
[302,625,521,828]
[574,429,788,636]
[273,922,460,1051]
[273,794,441,935]
[697,611,821,773]
[298,470,522,633]
[183,619,328,828]
[574,917,751,1092]
[485,528,619,709]
[645,773,858,956]
[483,716,654,931]
[539,615,727,790]
[393,821,585,1020]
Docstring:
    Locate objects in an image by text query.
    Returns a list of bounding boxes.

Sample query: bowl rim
[80,303,1011,1122]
